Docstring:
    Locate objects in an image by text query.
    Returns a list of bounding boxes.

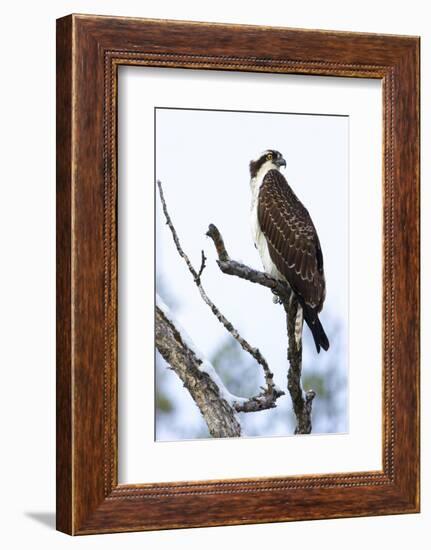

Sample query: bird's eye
[267,153,273,161]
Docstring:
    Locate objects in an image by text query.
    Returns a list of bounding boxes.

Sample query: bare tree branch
[206,223,316,434]
[156,305,241,437]
[157,180,284,415]
[206,224,292,304]
[197,250,207,281]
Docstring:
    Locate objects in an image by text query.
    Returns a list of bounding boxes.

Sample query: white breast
[250,162,284,281]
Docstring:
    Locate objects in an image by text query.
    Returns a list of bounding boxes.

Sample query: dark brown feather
[258,169,326,312]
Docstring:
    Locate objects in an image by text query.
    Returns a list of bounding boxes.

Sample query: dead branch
[284,298,316,434]
[156,305,241,437]
[157,180,284,415]
[206,223,316,434]
[206,224,292,304]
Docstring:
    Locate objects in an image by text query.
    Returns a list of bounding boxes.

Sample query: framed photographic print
[56,14,420,535]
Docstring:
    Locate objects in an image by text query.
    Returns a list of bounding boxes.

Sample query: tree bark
[284,298,316,434]
[155,305,242,438]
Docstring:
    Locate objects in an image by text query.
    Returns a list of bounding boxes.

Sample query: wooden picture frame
[56,14,420,535]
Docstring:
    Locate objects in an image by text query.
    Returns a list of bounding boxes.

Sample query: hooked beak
[275,157,286,168]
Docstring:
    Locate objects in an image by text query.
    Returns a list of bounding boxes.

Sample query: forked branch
[206,224,316,434]
[156,180,284,417]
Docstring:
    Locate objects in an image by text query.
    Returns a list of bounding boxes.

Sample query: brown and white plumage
[250,149,329,353]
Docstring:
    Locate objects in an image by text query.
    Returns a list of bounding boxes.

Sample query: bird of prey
[249,149,329,353]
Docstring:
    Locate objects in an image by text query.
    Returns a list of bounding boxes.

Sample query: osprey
[249,149,329,353]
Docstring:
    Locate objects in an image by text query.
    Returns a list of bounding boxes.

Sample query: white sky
[156,107,348,381]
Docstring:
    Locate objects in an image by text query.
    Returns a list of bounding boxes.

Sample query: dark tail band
[304,309,329,354]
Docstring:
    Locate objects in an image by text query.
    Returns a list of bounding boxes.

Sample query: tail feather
[304,309,329,354]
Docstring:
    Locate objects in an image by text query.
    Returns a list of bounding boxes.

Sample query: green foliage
[211,337,262,398]
[156,392,174,414]
[302,373,328,398]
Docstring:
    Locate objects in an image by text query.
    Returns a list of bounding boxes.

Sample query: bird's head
[249,149,286,178]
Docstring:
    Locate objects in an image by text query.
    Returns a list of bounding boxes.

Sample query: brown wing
[258,169,326,312]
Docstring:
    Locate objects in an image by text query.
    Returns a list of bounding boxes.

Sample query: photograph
[155,106,349,441]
